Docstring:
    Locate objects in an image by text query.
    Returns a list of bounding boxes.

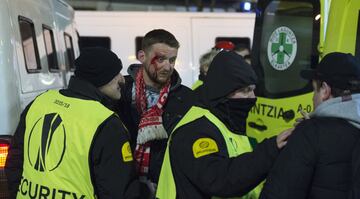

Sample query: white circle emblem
[267,26,297,71]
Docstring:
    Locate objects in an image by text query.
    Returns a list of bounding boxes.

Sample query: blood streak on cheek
[150,55,158,64]
[150,55,160,71]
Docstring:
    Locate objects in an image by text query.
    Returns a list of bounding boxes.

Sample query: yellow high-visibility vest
[156,106,262,199]
[18,90,114,199]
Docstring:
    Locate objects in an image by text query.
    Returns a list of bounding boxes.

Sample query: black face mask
[213,98,257,134]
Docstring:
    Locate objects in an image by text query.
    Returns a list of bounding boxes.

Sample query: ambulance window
[79,36,111,50]
[135,37,143,56]
[64,33,75,71]
[18,16,41,73]
[356,11,360,59]
[253,0,320,98]
[43,26,59,72]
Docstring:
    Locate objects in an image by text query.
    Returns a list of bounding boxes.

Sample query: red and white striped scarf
[134,67,170,179]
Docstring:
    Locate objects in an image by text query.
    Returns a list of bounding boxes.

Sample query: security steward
[156,51,292,199]
[5,47,140,198]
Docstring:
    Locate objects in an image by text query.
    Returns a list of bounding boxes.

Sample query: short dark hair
[141,29,180,52]
[314,79,360,97]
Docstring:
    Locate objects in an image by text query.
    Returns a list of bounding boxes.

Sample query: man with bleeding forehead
[116,29,193,198]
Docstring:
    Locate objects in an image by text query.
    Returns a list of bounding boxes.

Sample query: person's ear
[321,82,332,100]
[137,50,146,63]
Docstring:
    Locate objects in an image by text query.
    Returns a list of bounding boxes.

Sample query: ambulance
[247,0,360,142]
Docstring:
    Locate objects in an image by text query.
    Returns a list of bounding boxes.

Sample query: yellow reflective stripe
[191,80,203,90]
[156,145,176,199]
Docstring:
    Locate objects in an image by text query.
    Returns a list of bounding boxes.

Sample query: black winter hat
[74,47,123,87]
[301,52,360,90]
[202,50,257,107]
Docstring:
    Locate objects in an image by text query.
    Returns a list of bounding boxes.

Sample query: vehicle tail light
[0,143,9,168]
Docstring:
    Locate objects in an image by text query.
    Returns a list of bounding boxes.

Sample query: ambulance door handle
[248,122,267,131]
[282,110,295,122]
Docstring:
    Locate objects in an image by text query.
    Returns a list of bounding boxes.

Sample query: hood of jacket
[127,63,182,91]
[200,50,257,108]
[311,93,360,129]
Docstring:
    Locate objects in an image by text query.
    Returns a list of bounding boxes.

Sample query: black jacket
[260,94,360,199]
[167,51,278,199]
[5,77,140,199]
[260,117,360,199]
[169,108,279,199]
[116,64,193,184]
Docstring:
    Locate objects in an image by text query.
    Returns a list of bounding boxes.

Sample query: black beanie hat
[202,50,257,107]
[74,47,123,87]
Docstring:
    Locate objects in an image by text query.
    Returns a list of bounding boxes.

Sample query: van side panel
[75,11,255,87]
[0,0,78,135]
[0,1,22,136]
[52,0,79,86]
[191,14,255,81]
[8,0,65,108]
[75,12,194,86]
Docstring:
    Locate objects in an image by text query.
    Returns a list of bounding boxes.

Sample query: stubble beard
[144,65,172,87]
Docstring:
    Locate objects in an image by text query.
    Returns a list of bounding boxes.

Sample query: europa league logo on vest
[28,113,66,172]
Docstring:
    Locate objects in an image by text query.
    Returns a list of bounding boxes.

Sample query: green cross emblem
[267,26,297,71]
[271,32,293,64]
